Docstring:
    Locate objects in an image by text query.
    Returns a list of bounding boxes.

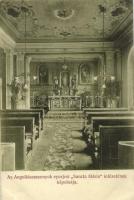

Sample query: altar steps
[45,111,84,119]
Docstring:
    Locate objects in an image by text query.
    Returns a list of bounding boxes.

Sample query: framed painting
[79,61,98,84]
[39,65,49,85]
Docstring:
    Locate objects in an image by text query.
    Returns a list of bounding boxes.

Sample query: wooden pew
[31,106,49,114]
[88,116,134,168]
[1,126,26,170]
[118,141,134,169]
[86,111,134,124]
[83,107,128,114]
[1,117,36,151]
[82,115,134,142]
[1,111,41,136]
[4,108,44,129]
[92,116,134,133]
[0,142,15,171]
[98,125,134,169]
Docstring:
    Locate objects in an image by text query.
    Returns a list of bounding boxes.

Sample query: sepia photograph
[0,0,133,173]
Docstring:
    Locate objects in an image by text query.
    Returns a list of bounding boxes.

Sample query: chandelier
[94,5,115,89]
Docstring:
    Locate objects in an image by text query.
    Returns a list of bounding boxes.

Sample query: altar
[48,96,82,110]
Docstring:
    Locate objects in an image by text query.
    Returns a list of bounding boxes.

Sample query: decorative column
[0,48,4,109]
[24,56,31,109]
[127,46,134,109]
[105,51,117,108]
[16,52,25,82]
[116,50,122,106]
[16,52,25,109]
[5,49,14,109]
[105,51,115,75]
[116,50,122,80]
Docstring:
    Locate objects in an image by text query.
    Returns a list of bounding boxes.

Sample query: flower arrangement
[104,79,121,98]
[10,76,28,101]
[93,75,121,108]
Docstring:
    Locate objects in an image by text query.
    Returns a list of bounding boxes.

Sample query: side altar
[48,96,81,110]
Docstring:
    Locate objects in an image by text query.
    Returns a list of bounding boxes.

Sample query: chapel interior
[0,0,134,171]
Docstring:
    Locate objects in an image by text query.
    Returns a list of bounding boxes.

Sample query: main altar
[48,96,81,110]
[30,59,120,110]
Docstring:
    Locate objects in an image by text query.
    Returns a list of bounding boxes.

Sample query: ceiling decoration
[54,9,75,20]
[0,0,132,42]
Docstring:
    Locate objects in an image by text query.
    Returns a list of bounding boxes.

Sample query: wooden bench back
[1,142,15,171]
[4,109,44,119]
[86,111,134,123]
[1,111,40,126]
[83,108,128,113]
[1,117,34,134]
[99,125,134,169]
[1,126,26,170]
[31,106,49,114]
[92,116,134,132]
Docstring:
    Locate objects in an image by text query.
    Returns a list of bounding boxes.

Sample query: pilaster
[4,49,14,109]
[105,51,115,75]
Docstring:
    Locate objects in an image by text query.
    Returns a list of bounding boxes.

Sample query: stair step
[46,111,84,119]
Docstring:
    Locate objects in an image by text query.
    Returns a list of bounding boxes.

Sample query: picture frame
[39,65,49,85]
[79,61,98,84]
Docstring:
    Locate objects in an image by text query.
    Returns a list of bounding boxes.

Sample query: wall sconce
[33,76,37,80]
[110,76,115,81]
[23,83,28,91]
[93,76,98,81]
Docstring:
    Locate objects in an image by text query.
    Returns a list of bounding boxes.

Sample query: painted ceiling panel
[0,0,132,41]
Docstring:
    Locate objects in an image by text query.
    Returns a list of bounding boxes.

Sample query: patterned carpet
[26,119,92,171]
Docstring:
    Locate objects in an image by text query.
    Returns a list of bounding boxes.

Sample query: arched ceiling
[0,0,132,42]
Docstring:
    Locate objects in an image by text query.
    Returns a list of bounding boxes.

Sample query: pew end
[0,142,15,171]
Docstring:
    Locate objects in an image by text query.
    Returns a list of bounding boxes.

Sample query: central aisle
[26,117,92,171]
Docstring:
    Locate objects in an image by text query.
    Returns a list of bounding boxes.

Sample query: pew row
[1,117,37,151]
[4,108,44,129]
[1,111,42,133]
[82,115,134,142]
[118,141,134,169]
[0,142,15,171]
[86,111,134,124]
[92,116,134,133]
[83,107,128,114]
[31,106,49,114]
[98,125,134,169]
[82,116,134,169]
[1,126,26,170]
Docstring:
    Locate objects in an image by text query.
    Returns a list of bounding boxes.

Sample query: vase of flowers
[105,80,121,108]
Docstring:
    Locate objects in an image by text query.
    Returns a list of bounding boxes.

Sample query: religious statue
[53,76,60,95]
[71,75,77,89]
[70,74,77,96]
[10,77,22,109]
[53,76,59,89]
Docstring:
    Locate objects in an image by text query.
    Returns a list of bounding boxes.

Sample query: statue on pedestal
[10,77,22,109]
[70,75,77,96]
[53,76,60,95]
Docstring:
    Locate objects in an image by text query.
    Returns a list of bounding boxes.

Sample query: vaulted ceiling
[0,0,133,42]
